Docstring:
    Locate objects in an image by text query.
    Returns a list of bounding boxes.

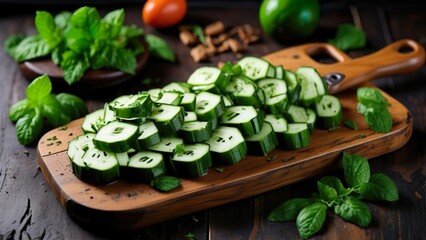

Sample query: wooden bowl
[18,37,149,89]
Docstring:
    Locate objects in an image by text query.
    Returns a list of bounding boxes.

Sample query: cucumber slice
[315,94,342,131]
[148,137,184,155]
[93,121,139,153]
[245,122,278,156]
[180,92,196,111]
[257,78,289,114]
[226,76,262,108]
[283,123,310,150]
[178,121,212,143]
[275,65,285,79]
[284,104,309,123]
[171,143,212,178]
[137,121,161,149]
[204,126,247,165]
[127,151,166,183]
[284,70,301,104]
[264,113,288,144]
[152,92,183,106]
[116,151,130,176]
[296,66,328,107]
[108,92,152,119]
[81,106,116,133]
[162,82,191,93]
[237,56,275,80]
[222,95,234,107]
[184,111,198,122]
[187,66,228,92]
[195,91,226,121]
[148,104,185,136]
[306,108,317,133]
[67,133,95,180]
[219,106,263,136]
[191,83,221,95]
[81,147,120,185]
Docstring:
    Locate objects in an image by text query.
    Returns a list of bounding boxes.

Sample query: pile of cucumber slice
[67,56,342,185]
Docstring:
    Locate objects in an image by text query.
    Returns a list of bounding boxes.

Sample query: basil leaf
[357,87,389,107]
[344,119,357,130]
[103,8,124,39]
[151,175,181,192]
[11,35,50,62]
[268,198,313,222]
[320,176,351,196]
[40,95,70,127]
[110,47,136,74]
[363,106,392,133]
[9,99,30,122]
[16,109,43,145]
[334,196,371,227]
[120,24,144,39]
[61,51,90,85]
[65,28,92,53]
[55,93,88,120]
[70,6,101,37]
[4,34,25,57]
[26,74,52,103]
[146,34,176,62]
[296,202,327,239]
[342,152,370,187]
[54,11,72,33]
[328,23,366,51]
[35,11,62,48]
[192,25,206,45]
[359,173,399,202]
[317,181,338,202]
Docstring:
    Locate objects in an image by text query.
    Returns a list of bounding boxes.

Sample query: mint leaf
[4,34,25,57]
[317,181,339,202]
[56,93,88,119]
[359,173,399,201]
[151,175,181,192]
[61,51,90,85]
[357,87,389,107]
[363,106,392,133]
[342,152,370,187]
[9,99,30,123]
[110,47,136,74]
[70,6,101,37]
[103,8,124,39]
[334,196,371,227]
[146,34,176,62]
[35,11,62,48]
[54,11,72,33]
[40,95,70,127]
[10,35,50,62]
[268,198,313,222]
[320,176,351,196]
[192,25,206,45]
[26,74,52,103]
[16,109,43,145]
[344,119,357,130]
[296,202,327,239]
[328,23,366,51]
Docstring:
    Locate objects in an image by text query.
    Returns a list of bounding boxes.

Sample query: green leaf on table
[344,119,358,130]
[268,198,313,222]
[40,95,71,127]
[328,23,366,51]
[296,202,327,239]
[357,87,390,107]
[320,176,352,196]
[151,175,181,192]
[56,93,89,119]
[16,109,43,145]
[362,106,392,133]
[145,34,176,62]
[334,196,371,227]
[359,173,399,201]
[317,181,339,202]
[342,152,370,187]
[9,99,30,123]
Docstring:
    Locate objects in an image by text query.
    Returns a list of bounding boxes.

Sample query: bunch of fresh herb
[356,87,392,133]
[9,74,88,145]
[4,6,175,85]
[268,152,398,239]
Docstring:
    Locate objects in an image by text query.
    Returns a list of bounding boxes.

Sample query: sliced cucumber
[187,66,228,92]
[283,123,310,150]
[108,92,152,119]
[162,82,191,93]
[284,104,309,123]
[222,95,234,107]
[191,83,221,95]
[306,108,317,133]
[237,56,275,80]
[195,91,226,121]
[296,66,328,107]
[180,92,196,111]
[137,121,161,149]
[81,147,120,185]
[226,75,262,108]
[81,106,116,133]
[67,133,95,160]
[178,121,212,143]
[93,121,139,153]
[204,126,247,165]
[147,104,185,136]
[127,151,166,183]
[152,92,183,106]
[171,143,212,178]
[284,70,301,104]
[148,137,184,155]
[244,122,278,156]
[219,106,263,136]
[315,94,342,131]
[184,111,197,122]
[257,78,289,114]
[264,113,288,144]
[116,151,130,176]
[275,65,285,79]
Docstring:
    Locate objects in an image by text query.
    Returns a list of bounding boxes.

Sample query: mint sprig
[268,152,399,239]
[356,87,392,133]
[9,74,88,145]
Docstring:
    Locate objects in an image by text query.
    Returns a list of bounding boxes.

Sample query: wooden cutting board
[36,39,425,230]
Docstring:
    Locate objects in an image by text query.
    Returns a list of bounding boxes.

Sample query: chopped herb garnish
[267,154,277,162]
[214,167,224,173]
[151,175,181,192]
[344,120,358,130]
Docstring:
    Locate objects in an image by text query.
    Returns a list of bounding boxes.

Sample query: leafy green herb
[214,167,224,173]
[151,175,181,192]
[4,7,174,85]
[356,87,392,133]
[328,23,366,51]
[184,232,196,240]
[191,25,206,45]
[344,119,358,130]
[268,152,398,238]
[145,34,176,62]
[173,143,186,155]
[9,74,87,145]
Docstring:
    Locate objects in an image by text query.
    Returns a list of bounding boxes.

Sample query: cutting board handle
[263,39,426,94]
[328,39,426,93]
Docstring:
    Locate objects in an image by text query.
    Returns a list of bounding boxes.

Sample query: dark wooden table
[1,1,425,239]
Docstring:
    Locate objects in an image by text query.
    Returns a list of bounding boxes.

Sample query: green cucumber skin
[137,133,161,150]
[315,95,343,131]
[210,141,247,165]
[219,107,264,137]
[245,123,278,156]
[93,134,138,153]
[195,94,226,121]
[109,94,153,119]
[85,166,120,185]
[171,153,212,178]
[178,122,213,143]
[283,130,310,150]
[153,107,185,136]
[127,160,166,183]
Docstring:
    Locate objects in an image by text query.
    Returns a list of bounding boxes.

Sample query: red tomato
[142,0,187,28]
